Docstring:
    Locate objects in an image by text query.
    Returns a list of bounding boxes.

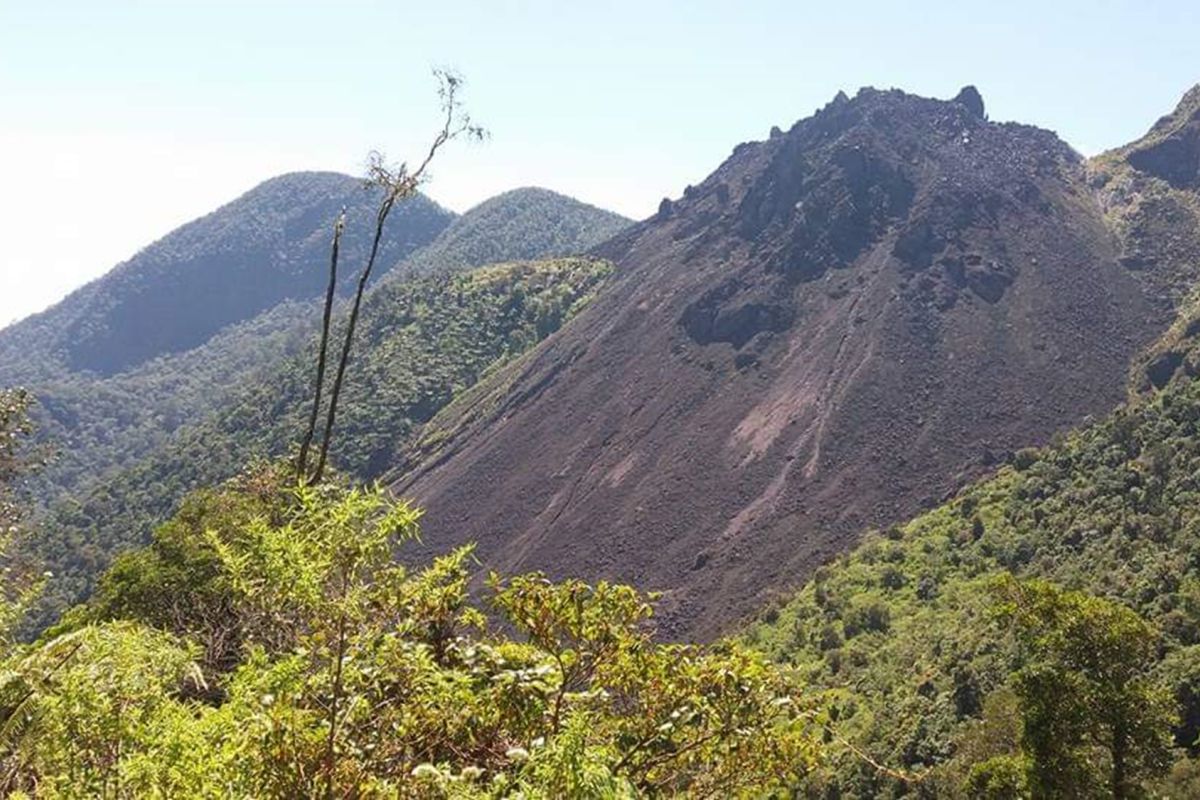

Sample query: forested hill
[0,180,629,517]
[387,187,630,281]
[0,172,452,507]
[0,171,453,381]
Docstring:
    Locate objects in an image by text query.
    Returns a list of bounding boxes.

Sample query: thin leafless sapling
[296,209,345,478]
[299,70,484,485]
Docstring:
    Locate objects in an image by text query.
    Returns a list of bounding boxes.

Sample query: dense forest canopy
[0,183,629,526]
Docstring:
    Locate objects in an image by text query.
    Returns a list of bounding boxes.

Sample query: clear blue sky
[1,0,1197,325]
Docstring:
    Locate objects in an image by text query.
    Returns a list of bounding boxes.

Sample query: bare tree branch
[297,209,346,479]
[310,70,484,484]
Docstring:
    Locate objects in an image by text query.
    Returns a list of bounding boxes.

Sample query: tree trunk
[297,211,345,479]
[311,198,394,484]
[1111,725,1128,800]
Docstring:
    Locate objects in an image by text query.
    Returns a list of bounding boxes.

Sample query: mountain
[744,334,1200,794]
[1111,83,1200,194]
[0,172,453,381]
[1090,85,1200,311]
[387,187,630,280]
[0,179,629,511]
[0,172,449,511]
[392,86,1200,639]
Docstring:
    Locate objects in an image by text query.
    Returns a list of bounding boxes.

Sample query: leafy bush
[3,469,820,796]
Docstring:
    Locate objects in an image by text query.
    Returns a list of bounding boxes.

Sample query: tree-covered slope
[28,257,614,625]
[0,172,453,381]
[2,182,629,520]
[745,303,1200,796]
[387,187,631,281]
[0,173,450,513]
[21,299,319,506]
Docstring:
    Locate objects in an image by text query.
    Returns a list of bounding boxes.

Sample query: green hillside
[1,183,630,526]
[387,187,631,281]
[27,258,614,628]
[746,308,1200,797]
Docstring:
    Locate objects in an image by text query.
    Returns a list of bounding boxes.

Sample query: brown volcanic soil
[393,86,1195,639]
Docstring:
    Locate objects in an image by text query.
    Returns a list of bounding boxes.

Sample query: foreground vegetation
[3,461,819,797]
[4,374,1198,797]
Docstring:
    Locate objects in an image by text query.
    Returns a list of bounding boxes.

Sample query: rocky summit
[394,86,1200,638]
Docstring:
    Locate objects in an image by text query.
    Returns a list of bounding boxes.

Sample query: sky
[1,1,1198,327]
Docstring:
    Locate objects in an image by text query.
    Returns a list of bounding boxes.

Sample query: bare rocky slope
[394,85,1200,639]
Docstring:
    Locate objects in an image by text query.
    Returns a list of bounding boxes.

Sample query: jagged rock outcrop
[1125,85,1200,190]
[1090,84,1200,312]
